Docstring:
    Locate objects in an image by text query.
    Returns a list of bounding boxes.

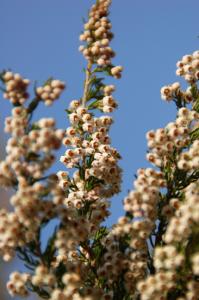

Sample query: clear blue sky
[0,1,198,298]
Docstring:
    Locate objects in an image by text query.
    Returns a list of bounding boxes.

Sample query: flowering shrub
[0,0,199,299]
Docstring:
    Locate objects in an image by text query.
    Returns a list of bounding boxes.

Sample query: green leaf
[44,77,53,86]
[27,97,40,114]
[43,227,57,267]
[92,243,104,262]
[93,65,113,75]
[87,99,100,110]
[86,76,105,102]
[78,200,92,216]
[91,227,108,267]
[190,127,199,141]
[85,176,104,191]
[54,262,67,289]
[94,227,108,242]
[28,284,50,299]
[79,165,85,180]
[191,85,198,99]
[86,155,94,168]
[0,70,6,82]
[17,246,40,268]
[65,108,72,114]
[193,97,199,113]
[30,124,40,131]
[25,152,40,162]
[119,234,131,253]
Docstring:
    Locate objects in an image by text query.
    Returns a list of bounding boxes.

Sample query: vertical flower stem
[82,61,92,107]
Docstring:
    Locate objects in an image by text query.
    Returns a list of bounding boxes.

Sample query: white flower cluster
[161,50,199,102]
[161,82,194,103]
[100,168,166,295]
[106,218,148,294]
[146,108,199,168]
[7,272,30,297]
[0,210,24,261]
[178,139,199,171]
[10,183,56,237]
[124,168,165,220]
[79,0,113,65]
[184,281,199,300]
[123,169,165,293]
[4,106,28,138]
[97,234,127,286]
[0,107,64,185]
[0,72,68,296]
[164,182,199,244]
[110,66,123,79]
[79,0,123,78]
[1,0,198,297]
[2,71,30,105]
[137,180,199,300]
[51,273,82,300]
[176,50,199,82]
[51,280,113,300]
[191,253,199,275]
[59,100,122,203]
[52,5,123,293]
[160,82,180,101]
[137,271,176,300]
[36,79,65,106]
[0,183,58,263]
[109,49,199,300]
[55,93,122,284]
[154,245,184,270]
[55,216,91,258]
[32,265,56,287]
[100,95,118,112]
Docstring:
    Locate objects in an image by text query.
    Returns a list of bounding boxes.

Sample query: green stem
[82,61,92,107]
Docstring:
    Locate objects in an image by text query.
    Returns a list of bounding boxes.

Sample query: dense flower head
[59,103,122,202]
[146,107,199,168]
[0,1,124,298]
[2,71,30,105]
[176,50,199,83]
[161,50,199,105]
[79,0,113,66]
[0,1,199,299]
[137,271,176,300]
[79,0,123,78]
[109,48,199,300]
[0,71,67,290]
[1,114,64,185]
[0,209,24,261]
[164,181,199,244]
[7,272,30,297]
[36,79,65,106]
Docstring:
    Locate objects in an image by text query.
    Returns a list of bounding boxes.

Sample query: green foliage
[92,227,108,265]
[43,227,57,267]
[17,246,40,270]
[27,97,41,114]
[85,176,105,191]
[190,127,199,142]
[28,283,50,299]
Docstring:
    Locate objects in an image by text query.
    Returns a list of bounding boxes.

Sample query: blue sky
[0,1,199,298]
